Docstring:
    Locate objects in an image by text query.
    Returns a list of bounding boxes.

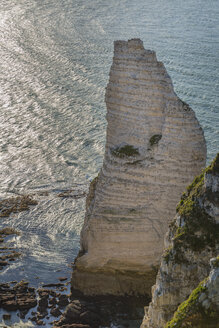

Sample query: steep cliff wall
[72,39,206,296]
[165,257,219,328]
[142,153,219,327]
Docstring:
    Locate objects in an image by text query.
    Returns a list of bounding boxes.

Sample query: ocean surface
[0,0,218,326]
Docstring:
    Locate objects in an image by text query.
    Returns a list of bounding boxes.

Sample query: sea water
[0,0,218,325]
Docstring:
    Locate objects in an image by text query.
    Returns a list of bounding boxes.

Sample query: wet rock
[64,303,81,321]
[36,319,44,326]
[57,294,69,308]
[36,319,45,326]
[2,300,17,311]
[19,309,29,319]
[53,324,91,328]
[17,296,37,310]
[49,297,57,305]
[3,313,11,320]
[80,310,101,326]
[0,281,37,313]
[14,281,29,292]
[37,304,48,314]
[38,288,50,298]
[0,195,38,218]
[51,307,62,317]
[30,316,37,322]
[0,283,10,289]
[58,277,68,282]
[49,290,58,297]
[37,311,48,319]
[38,296,49,308]
[43,283,64,288]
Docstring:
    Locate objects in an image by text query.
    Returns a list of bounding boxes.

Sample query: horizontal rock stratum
[72,39,206,296]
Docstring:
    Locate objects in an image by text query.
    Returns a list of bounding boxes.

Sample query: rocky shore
[0,40,218,328]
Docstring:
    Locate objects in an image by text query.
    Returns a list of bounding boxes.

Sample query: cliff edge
[165,257,219,328]
[72,39,206,296]
[142,153,219,327]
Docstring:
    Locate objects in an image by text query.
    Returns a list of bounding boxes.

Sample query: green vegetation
[111,145,139,158]
[205,153,219,175]
[164,153,219,264]
[165,278,219,328]
[149,134,162,146]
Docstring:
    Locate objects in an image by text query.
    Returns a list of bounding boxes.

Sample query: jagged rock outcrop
[142,154,219,327]
[165,257,219,328]
[72,39,206,296]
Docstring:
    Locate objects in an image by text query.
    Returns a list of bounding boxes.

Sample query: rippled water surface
[0,0,218,320]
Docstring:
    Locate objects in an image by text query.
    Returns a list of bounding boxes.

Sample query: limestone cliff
[142,153,219,327]
[165,257,219,328]
[72,39,206,296]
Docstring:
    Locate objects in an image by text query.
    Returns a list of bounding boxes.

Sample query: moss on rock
[111,145,139,158]
[164,153,219,264]
[165,278,219,328]
[149,134,162,146]
[205,152,219,176]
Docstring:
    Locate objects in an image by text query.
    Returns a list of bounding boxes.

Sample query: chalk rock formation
[165,257,219,328]
[142,154,219,327]
[72,39,206,296]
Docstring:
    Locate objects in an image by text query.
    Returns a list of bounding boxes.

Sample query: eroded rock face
[165,258,219,328]
[72,39,206,296]
[142,154,219,327]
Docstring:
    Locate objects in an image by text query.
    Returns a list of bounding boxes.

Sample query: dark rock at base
[57,295,69,308]
[19,309,29,319]
[30,316,37,322]
[53,325,91,328]
[80,310,101,326]
[38,296,49,309]
[38,288,50,298]
[2,300,17,311]
[17,296,37,310]
[49,297,57,305]
[0,283,10,289]
[64,303,81,321]
[37,305,48,314]
[37,311,48,319]
[43,283,64,288]
[36,319,44,326]
[49,290,58,297]
[0,281,37,313]
[51,307,62,317]
[3,313,11,320]
[58,277,68,282]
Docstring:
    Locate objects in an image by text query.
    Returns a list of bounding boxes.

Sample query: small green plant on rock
[163,153,219,265]
[111,145,139,158]
[149,134,162,146]
[165,278,219,328]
